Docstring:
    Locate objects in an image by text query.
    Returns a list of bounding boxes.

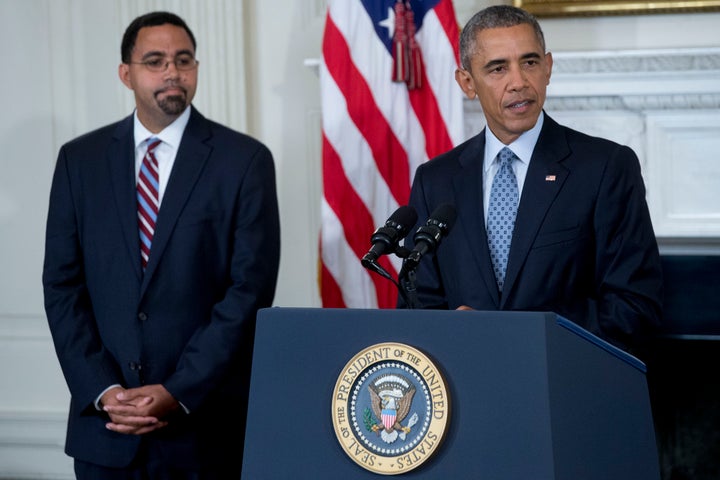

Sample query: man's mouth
[507,100,530,109]
[157,86,186,96]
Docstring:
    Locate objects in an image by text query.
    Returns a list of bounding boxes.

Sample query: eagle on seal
[369,374,416,443]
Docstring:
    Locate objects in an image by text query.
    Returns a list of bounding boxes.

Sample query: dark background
[648,255,720,480]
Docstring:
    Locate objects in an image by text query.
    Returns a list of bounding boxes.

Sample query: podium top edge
[257,308,647,373]
[555,316,647,373]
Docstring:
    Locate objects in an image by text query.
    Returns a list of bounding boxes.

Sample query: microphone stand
[361,247,420,309]
[398,268,420,309]
[397,248,421,309]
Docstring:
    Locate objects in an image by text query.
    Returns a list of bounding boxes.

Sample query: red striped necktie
[137,138,161,270]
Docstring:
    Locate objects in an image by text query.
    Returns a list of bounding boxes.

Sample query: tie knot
[146,137,161,153]
[498,147,516,167]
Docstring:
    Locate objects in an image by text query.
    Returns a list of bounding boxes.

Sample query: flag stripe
[433,0,461,53]
[319,255,346,308]
[321,198,378,308]
[320,61,398,229]
[322,14,410,206]
[322,134,388,303]
[328,0,430,191]
[417,5,465,147]
[322,135,375,261]
[408,69,453,159]
[320,0,463,308]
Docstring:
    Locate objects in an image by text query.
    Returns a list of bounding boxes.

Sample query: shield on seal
[381,408,397,430]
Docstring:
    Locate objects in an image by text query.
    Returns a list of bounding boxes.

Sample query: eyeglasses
[128,54,199,73]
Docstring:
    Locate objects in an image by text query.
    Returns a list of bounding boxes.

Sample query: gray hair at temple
[459,5,547,71]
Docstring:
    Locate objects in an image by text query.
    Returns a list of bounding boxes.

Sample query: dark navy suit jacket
[403,113,662,351]
[42,107,280,469]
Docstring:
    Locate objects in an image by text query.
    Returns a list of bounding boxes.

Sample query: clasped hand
[102,384,180,435]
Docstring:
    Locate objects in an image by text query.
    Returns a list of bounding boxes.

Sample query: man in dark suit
[42,11,280,479]
[401,5,662,353]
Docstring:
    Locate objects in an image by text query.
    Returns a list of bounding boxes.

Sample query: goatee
[158,95,187,116]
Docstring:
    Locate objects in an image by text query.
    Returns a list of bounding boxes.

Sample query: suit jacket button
[129,362,138,370]
[138,312,148,321]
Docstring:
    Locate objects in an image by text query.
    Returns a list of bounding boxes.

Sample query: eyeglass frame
[126,53,200,73]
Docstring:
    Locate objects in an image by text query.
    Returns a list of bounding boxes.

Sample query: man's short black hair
[121,11,197,63]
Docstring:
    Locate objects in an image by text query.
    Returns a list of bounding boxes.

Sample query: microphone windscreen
[429,204,457,232]
[388,205,418,232]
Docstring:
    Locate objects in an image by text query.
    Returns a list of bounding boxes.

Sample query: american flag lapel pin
[545,174,556,182]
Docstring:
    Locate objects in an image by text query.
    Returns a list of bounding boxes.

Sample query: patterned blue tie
[487,147,519,291]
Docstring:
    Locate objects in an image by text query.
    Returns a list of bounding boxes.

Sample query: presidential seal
[331,342,450,475]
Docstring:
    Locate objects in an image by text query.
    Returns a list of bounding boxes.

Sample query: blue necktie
[487,147,519,291]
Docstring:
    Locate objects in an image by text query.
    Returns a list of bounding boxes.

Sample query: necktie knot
[498,146,516,168]
[146,137,161,153]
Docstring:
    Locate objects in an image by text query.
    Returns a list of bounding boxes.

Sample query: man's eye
[145,59,164,67]
[176,57,193,67]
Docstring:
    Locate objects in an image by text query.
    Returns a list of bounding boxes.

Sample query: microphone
[400,204,457,276]
[361,205,418,269]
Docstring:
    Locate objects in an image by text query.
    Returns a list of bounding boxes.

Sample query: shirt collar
[133,106,192,150]
[484,111,545,173]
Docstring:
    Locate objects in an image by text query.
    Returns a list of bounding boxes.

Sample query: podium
[241,308,659,479]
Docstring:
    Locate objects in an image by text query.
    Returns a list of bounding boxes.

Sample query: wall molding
[542,94,720,111]
[550,48,720,74]
[547,48,720,98]
[0,411,67,448]
[0,411,72,479]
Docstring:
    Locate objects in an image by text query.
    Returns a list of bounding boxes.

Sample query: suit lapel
[108,116,144,282]
[453,132,500,306]
[141,108,212,293]
[502,115,570,304]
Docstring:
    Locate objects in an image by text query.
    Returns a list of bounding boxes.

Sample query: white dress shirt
[133,106,191,204]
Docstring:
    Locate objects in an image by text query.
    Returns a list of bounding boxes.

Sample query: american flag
[319,0,464,308]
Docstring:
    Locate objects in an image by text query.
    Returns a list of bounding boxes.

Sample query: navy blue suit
[402,113,662,351]
[42,107,280,471]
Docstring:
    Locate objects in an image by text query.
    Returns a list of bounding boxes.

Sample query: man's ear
[455,68,476,99]
[545,51,553,85]
[118,64,132,90]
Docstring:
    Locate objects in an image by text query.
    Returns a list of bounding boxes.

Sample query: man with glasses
[42,11,280,479]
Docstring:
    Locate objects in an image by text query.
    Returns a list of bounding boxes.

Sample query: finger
[107,420,168,435]
[135,395,153,406]
[104,404,155,417]
[105,414,160,427]
[106,422,166,435]
[116,391,153,406]
[106,412,154,425]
